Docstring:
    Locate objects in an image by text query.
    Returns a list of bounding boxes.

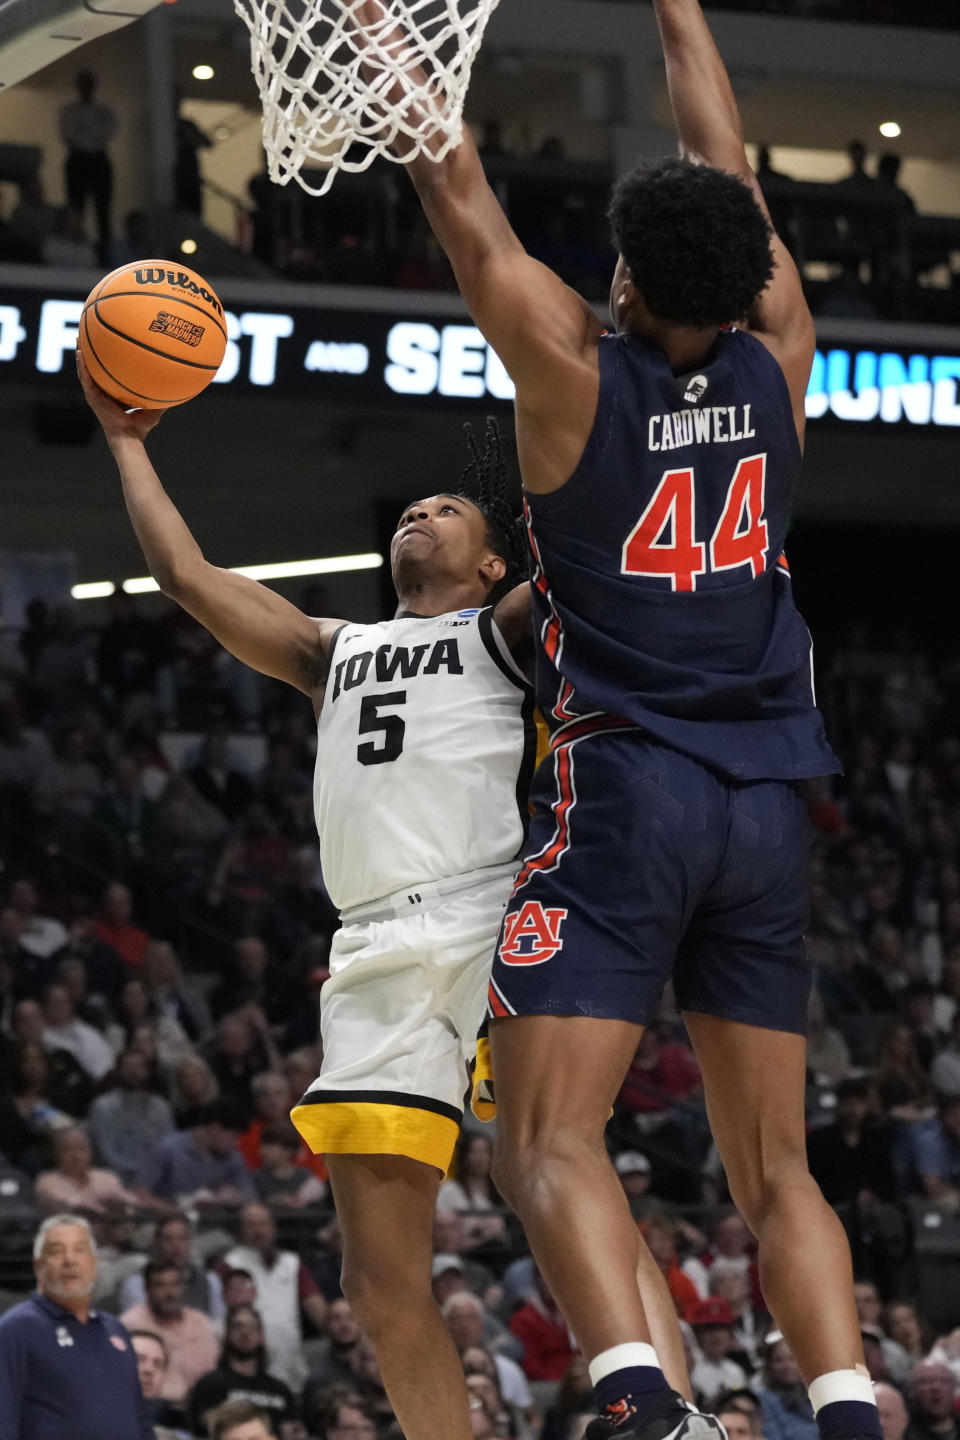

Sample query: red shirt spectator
[93,881,149,968]
[619,1029,702,1116]
[508,1273,574,1381]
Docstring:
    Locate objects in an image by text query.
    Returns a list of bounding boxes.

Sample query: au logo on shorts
[499,900,568,965]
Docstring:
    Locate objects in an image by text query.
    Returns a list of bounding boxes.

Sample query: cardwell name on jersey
[329,639,463,701]
[649,404,756,452]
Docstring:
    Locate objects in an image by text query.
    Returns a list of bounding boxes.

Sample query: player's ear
[482,553,507,588]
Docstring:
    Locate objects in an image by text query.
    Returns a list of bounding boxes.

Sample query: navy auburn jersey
[524,327,840,782]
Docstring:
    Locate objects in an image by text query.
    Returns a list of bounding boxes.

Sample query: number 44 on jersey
[622,453,769,592]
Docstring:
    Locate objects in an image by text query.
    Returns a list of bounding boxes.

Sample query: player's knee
[492,1126,595,1211]
[729,1157,816,1234]
[340,1253,425,1338]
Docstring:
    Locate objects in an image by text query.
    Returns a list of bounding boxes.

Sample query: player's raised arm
[352,1,601,446]
[77,353,340,699]
[652,0,815,431]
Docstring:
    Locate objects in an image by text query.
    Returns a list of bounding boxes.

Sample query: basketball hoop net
[234,0,500,196]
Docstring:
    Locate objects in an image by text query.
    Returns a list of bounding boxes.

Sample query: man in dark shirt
[0,1212,153,1440]
[188,1304,293,1437]
[905,1362,960,1440]
[807,1078,895,1206]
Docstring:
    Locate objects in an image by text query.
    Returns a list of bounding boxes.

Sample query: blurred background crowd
[2,587,960,1440]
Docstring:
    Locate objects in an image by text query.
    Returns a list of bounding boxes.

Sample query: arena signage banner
[1,289,958,429]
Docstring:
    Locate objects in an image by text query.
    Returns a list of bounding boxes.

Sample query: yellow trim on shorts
[471,1035,497,1122]
[291,1099,460,1174]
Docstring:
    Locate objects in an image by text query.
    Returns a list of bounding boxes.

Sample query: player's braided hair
[458,416,527,602]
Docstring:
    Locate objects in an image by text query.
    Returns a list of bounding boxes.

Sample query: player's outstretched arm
[351,1,601,477]
[652,0,814,434]
[78,352,340,698]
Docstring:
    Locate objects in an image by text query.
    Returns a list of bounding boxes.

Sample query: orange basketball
[78,259,228,409]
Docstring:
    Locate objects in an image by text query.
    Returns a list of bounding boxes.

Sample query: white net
[234,0,500,196]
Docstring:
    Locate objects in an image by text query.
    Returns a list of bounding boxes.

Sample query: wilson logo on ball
[133,267,224,316]
[499,901,568,965]
[148,311,205,347]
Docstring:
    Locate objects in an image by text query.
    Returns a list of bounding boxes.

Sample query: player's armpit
[167,562,343,697]
[492,581,534,668]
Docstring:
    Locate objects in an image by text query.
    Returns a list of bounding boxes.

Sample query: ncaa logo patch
[499,901,568,966]
[110,1335,128,1351]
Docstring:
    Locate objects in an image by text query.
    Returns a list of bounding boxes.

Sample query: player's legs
[489,1012,650,1356]
[683,1016,862,1380]
[677,779,880,1440]
[327,1152,473,1440]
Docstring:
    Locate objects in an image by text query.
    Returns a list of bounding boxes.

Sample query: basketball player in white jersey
[78,359,689,1439]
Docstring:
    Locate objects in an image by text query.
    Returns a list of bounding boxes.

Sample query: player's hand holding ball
[77,348,166,446]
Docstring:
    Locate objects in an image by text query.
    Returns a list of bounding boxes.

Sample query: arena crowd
[2,593,960,1440]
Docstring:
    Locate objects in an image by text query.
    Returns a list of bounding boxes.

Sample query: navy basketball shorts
[487,729,812,1034]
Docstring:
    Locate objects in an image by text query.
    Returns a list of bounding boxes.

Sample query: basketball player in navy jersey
[377,1,884,1438]
[76,361,690,1440]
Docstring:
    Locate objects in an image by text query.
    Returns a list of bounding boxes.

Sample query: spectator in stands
[35,724,103,822]
[41,205,98,267]
[9,177,57,257]
[715,1394,766,1440]
[756,1333,818,1440]
[641,1211,700,1316]
[885,1302,933,1368]
[208,1011,275,1122]
[142,939,211,1043]
[121,1260,220,1403]
[875,1020,934,1119]
[708,1260,763,1366]
[304,1390,376,1440]
[58,910,126,1003]
[437,1132,506,1244]
[35,1122,139,1215]
[442,1289,520,1363]
[210,937,296,1029]
[837,139,877,191]
[756,145,792,185]
[171,1054,220,1125]
[223,1201,328,1390]
[854,1282,913,1384]
[254,1120,328,1207]
[806,988,852,1085]
[129,1329,188,1440]
[185,726,254,823]
[0,1038,74,1171]
[682,1207,756,1299]
[905,1362,959,1440]
[303,1296,362,1392]
[874,1383,910,1440]
[807,1077,896,1205]
[9,877,68,959]
[239,1070,317,1177]
[135,1099,255,1209]
[904,1095,960,1200]
[43,981,115,1081]
[105,976,192,1075]
[931,1011,960,1096]
[688,1297,748,1407]
[188,1304,295,1436]
[89,1047,175,1183]
[119,1212,226,1319]
[877,155,916,214]
[461,1343,535,1429]
[94,882,150,971]
[613,1149,653,1201]
[174,91,213,216]
[507,1267,574,1382]
[345,1337,396,1430]
[59,69,116,262]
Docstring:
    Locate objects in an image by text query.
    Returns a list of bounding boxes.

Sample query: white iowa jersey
[314,606,535,912]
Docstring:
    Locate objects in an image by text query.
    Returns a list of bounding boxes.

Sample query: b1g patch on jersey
[499,900,568,965]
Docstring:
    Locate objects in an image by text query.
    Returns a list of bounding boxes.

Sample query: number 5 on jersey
[622,453,768,592]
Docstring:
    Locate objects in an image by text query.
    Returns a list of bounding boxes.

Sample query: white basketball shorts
[291,864,517,1172]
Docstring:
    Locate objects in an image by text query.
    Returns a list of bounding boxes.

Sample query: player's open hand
[76,347,167,445]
